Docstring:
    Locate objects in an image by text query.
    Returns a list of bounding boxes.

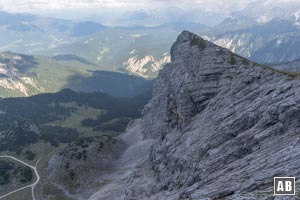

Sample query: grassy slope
[0,53,151,98]
[26,56,106,94]
[46,102,105,137]
[47,27,177,74]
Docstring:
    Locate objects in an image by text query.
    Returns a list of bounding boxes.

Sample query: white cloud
[0,0,145,11]
[0,0,256,13]
[1,0,298,24]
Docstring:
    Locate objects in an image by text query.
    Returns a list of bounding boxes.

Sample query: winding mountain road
[0,155,40,200]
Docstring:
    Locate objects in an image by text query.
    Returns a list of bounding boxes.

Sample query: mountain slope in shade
[66,70,152,97]
[71,21,108,37]
[204,17,300,63]
[46,27,178,78]
[270,58,300,72]
[203,1,300,64]
[88,31,300,200]
[250,32,300,63]
[0,52,150,98]
[51,54,97,66]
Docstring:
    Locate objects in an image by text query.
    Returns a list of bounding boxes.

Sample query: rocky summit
[88,31,300,200]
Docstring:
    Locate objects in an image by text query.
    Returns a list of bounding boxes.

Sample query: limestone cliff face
[88,31,300,200]
[125,31,300,200]
[142,31,242,139]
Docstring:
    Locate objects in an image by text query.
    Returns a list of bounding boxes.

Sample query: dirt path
[0,155,40,200]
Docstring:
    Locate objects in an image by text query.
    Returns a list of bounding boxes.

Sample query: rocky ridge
[89,31,300,200]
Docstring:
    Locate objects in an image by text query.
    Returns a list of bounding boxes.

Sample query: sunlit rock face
[0,52,44,96]
[123,53,171,79]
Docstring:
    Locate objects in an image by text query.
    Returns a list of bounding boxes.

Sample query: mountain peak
[171,31,215,62]
[118,31,300,200]
[176,31,205,43]
[142,31,295,141]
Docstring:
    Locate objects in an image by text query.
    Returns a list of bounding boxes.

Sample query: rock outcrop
[91,31,300,200]
[47,136,125,199]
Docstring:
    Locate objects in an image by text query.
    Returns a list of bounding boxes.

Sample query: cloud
[0,0,145,11]
[0,0,256,13]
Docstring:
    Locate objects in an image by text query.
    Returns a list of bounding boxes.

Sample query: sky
[0,0,256,14]
[1,0,297,26]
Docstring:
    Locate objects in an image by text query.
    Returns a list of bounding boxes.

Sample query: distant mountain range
[0,51,151,98]
[0,3,300,92]
[270,58,300,72]
[4,6,300,78]
[0,11,209,79]
[203,1,300,64]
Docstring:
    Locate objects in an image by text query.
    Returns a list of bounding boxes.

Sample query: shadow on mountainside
[64,70,153,98]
